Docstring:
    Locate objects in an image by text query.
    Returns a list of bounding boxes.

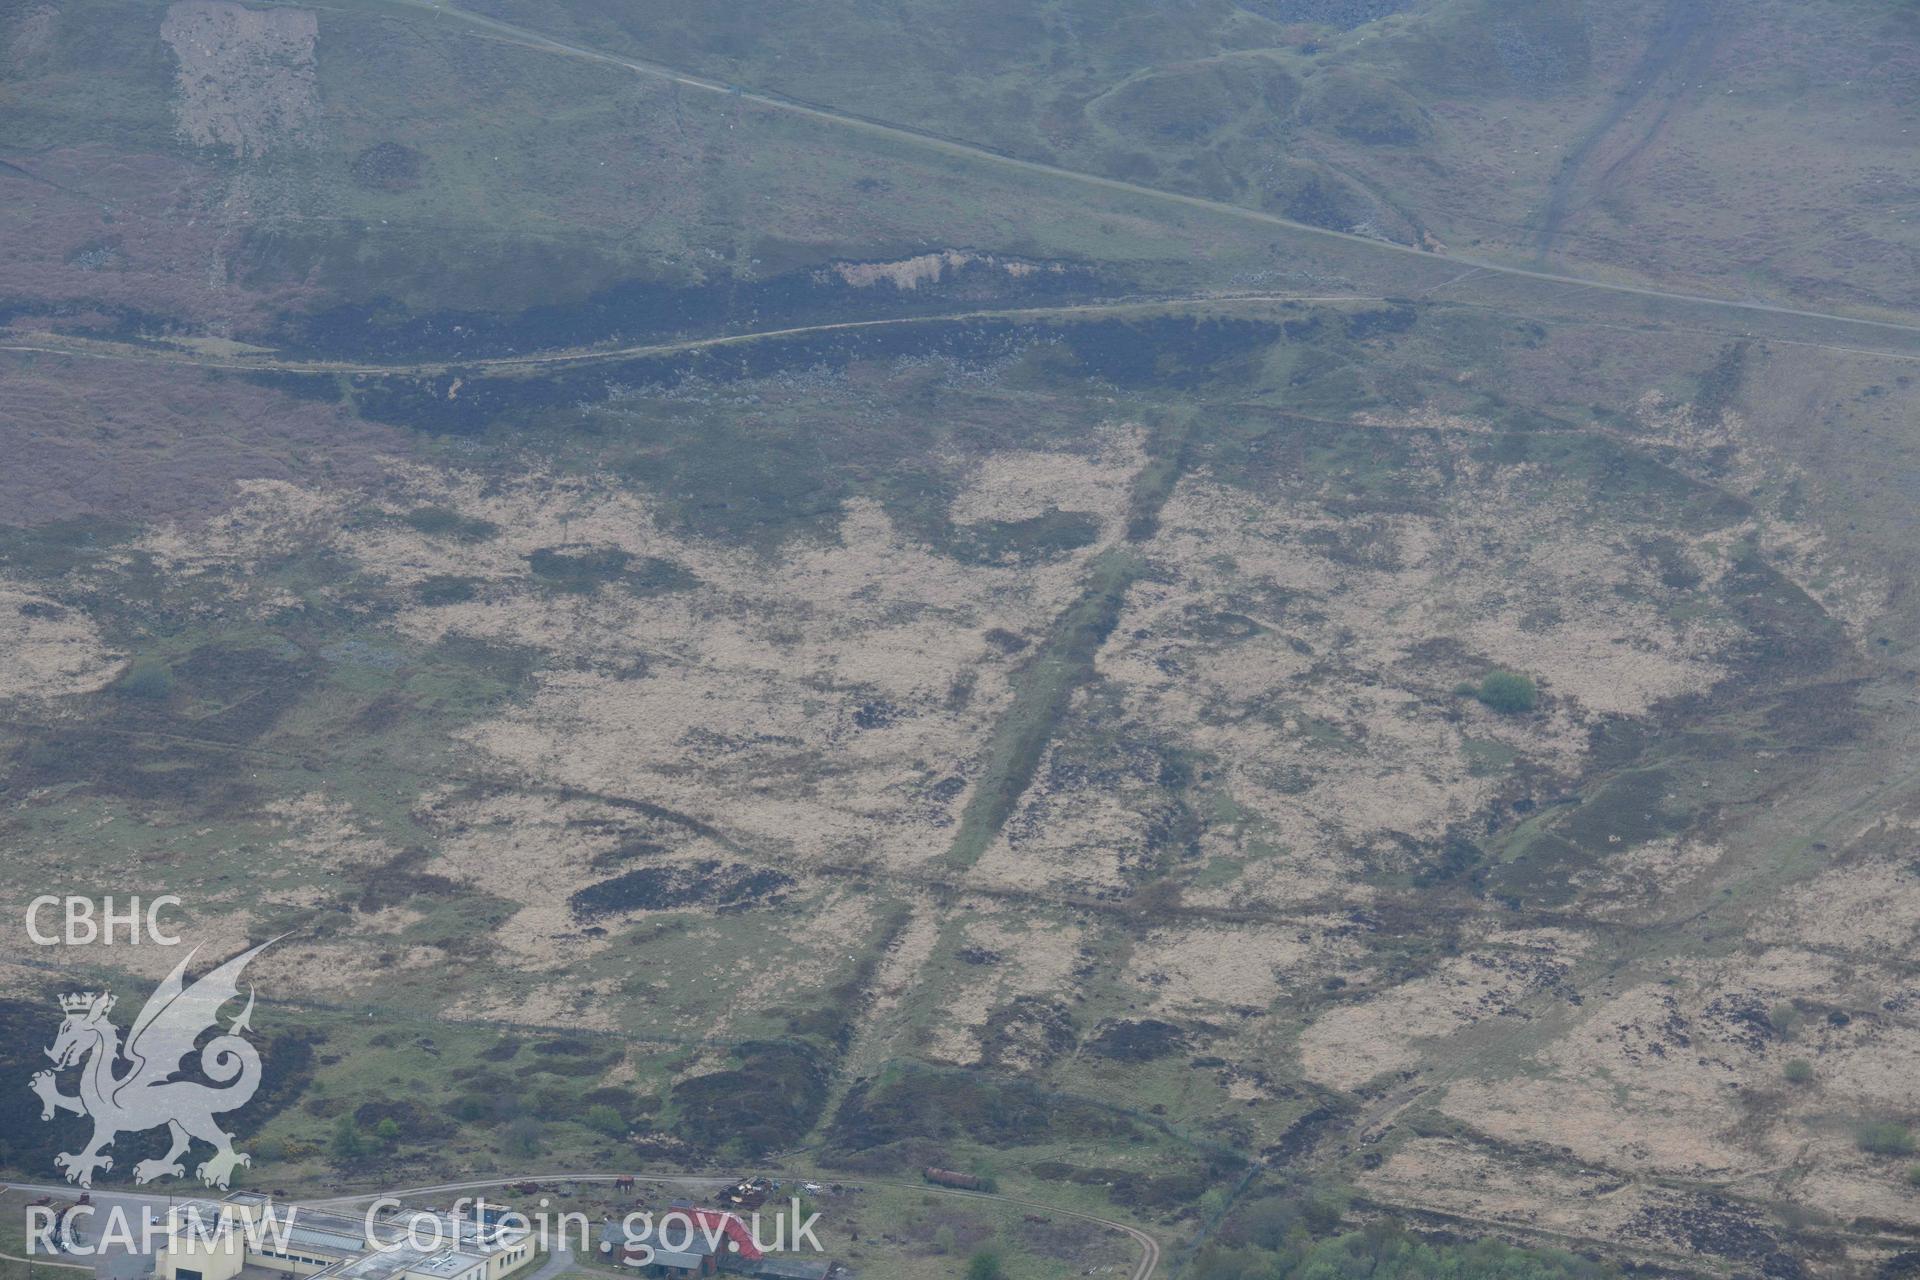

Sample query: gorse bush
[1783,1059,1814,1085]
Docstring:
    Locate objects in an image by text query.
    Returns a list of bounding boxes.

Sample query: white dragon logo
[30,940,273,1189]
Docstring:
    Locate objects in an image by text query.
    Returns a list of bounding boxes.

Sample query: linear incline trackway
[0,295,1381,376]
[371,0,1920,343]
[11,290,1920,382]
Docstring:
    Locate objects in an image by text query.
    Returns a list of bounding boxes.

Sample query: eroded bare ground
[4,299,1920,1272]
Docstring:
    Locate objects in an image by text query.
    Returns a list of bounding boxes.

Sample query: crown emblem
[59,991,111,1015]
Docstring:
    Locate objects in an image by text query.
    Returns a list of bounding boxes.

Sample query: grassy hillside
[4,1,1920,1276]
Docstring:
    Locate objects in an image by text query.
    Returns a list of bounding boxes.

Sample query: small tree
[932,1226,957,1256]
[1782,1059,1814,1085]
[1476,670,1538,714]
[374,1118,402,1149]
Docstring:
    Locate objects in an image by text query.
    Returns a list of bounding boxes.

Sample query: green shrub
[402,507,499,542]
[1477,670,1538,714]
[1769,1002,1801,1040]
[1783,1059,1814,1085]
[1907,1164,1920,1188]
[446,1095,491,1123]
[502,1116,543,1157]
[582,1104,626,1137]
[530,1086,577,1119]
[329,1116,367,1164]
[1857,1120,1915,1157]
[528,546,632,593]
[416,575,482,605]
[115,657,175,700]
[952,508,1100,566]
[965,1249,1005,1280]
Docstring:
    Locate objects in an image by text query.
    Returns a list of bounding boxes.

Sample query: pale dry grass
[414,785,737,968]
[1359,1135,1649,1237]
[446,976,626,1031]
[1010,436,1764,914]
[161,0,319,158]
[1433,949,1881,1182]
[263,790,402,871]
[830,252,1064,290]
[1790,1143,1920,1229]
[946,422,1145,538]
[1125,921,1330,1016]
[5,4,55,70]
[1570,837,1727,918]
[970,729,1151,897]
[1631,392,1889,637]
[133,479,348,579]
[344,467,1128,875]
[923,907,1086,1065]
[1750,857,1920,956]
[0,581,123,700]
[1299,932,1582,1090]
